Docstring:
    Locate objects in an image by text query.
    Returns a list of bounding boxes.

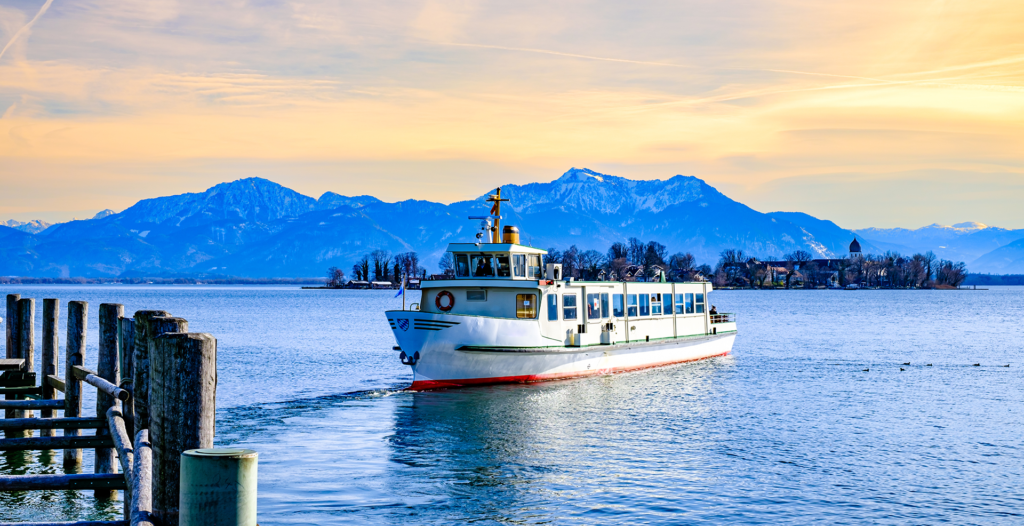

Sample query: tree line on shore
[326,238,968,290]
[326,250,425,288]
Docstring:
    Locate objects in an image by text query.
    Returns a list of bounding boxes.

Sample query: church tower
[849,238,862,257]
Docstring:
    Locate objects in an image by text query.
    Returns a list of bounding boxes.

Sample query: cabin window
[612,294,624,317]
[513,254,526,277]
[685,293,695,314]
[601,293,610,319]
[627,294,638,317]
[695,293,705,313]
[547,294,558,320]
[587,293,601,319]
[664,293,674,314]
[674,294,685,314]
[563,294,578,320]
[651,293,662,315]
[517,294,537,319]
[455,255,470,277]
[639,294,650,316]
[528,255,542,279]
[470,255,494,277]
[496,255,511,277]
[467,290,486,301]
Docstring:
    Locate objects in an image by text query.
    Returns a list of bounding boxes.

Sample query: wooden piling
[64,301,88,467]
[119,317,136,438]
[150,332,216,526]
[95,303,124,500]
[4,294,21,430]
[16,298,35,424]
[41,298,60,438]
[131,311,170,433]
[4,294,18,360]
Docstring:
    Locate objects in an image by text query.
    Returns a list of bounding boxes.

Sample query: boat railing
[710,313,735,324]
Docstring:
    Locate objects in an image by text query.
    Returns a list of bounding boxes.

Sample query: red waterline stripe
[407,351,730,391]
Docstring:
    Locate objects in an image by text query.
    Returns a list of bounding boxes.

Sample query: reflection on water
[2,285,1024,524]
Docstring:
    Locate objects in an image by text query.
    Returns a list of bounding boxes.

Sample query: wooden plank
[0,472,126,491]
[0,435,114,451]
[0,399,64,410]
[0,517,128,521]
[0,386,43,395]
[47,374,66,392]
[107,408,134,482]
[0,358,24,370]
[0,417,104,431]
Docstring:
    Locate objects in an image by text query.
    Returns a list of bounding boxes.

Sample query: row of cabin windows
[454,254,542,279]
[546,292,705,321]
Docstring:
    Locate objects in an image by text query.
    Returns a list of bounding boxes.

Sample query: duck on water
[386,188,738,390]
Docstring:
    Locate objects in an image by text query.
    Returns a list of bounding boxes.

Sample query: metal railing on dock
[0,294,246,526]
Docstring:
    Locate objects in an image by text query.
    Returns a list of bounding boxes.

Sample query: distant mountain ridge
[2,168,1023,277]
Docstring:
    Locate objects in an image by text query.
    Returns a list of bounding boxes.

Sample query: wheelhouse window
[587,293,601,319]
[696,293,705,313]
[517,294,537,319]
[664,293,673,314]
[496,255,511,277]
[528,255,542,279]
[612,294,624,317]
[600,293,610,319]
[470,255,494,277]
[651,293,662,315]
[467,290,486,301]
[639,294,650,316]
[455,254,470,277]
[626,294,638,317]
[563,294,578,320]
[674,294,685,315]
[685,293,695,314]
[513,254,526,277]
[547,294,558,320]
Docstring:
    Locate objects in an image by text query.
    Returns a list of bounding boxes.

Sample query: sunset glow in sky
[1,0,1023,227]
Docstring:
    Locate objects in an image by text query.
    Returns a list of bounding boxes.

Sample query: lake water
[1,285,1022,524]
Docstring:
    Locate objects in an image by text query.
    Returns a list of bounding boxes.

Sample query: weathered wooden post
[151,332,216,526]
[64,300,88,468]
[180,448,258,526]
[4,293,20,430]
[16,298,35,424]
[119,316,137,437]
[41,298,60,438]
[132,310,170,432]
[95,303,123,500]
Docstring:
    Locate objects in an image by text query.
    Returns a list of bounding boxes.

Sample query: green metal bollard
[179,448,258,526]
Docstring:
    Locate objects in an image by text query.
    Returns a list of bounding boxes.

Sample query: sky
[1,0,1023,228]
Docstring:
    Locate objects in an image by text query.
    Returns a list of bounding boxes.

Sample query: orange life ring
[435,290,455,311]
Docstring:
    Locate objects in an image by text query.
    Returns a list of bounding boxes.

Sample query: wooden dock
[0,293,239,526]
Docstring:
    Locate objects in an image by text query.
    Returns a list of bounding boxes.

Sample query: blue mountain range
[1,168,1022,277]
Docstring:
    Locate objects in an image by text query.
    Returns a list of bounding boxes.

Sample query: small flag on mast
[394,275,406,298]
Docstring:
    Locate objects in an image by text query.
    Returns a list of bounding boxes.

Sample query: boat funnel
[502,225,520,244]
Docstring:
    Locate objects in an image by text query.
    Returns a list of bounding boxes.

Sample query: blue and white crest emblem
[396,319,410,331]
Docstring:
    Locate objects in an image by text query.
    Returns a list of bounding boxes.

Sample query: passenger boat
[386,189,737,390]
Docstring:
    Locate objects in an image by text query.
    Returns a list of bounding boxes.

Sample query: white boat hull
[387,311,735,390]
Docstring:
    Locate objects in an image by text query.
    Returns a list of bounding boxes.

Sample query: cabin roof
[446,243,547,255]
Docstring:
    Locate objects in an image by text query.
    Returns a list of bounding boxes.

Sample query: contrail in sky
[0,0,55,63]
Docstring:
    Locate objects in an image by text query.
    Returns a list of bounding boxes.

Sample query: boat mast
[486,188,509,243]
